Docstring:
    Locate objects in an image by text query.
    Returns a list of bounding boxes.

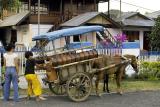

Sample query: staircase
[96,28,120,48]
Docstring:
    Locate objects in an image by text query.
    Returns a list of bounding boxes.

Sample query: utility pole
[0,0,1,19]
[120,0,122,18]
[108,0,110,18]
[38,0,40,35]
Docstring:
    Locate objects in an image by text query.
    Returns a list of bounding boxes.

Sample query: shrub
[138,61,160,80]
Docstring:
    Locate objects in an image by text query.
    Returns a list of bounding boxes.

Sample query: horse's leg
[115,73,122,95]
[95,79,99,95]
[95,71,103,96]
[103,74,109,93]
[115,67,124,95]
[103,74,106,92]
[106,74,110,93]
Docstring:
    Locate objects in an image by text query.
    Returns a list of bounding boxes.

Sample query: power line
[111,0,156,12]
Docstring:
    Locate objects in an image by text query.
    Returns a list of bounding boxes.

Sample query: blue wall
[122,42,140,49]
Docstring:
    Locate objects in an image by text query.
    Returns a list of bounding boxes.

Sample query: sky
[98,0,160,14]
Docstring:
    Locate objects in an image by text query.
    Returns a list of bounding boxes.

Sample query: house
[0,11,30,46]
[0,0,109,47]
[59,12,121,47]
[146,10,160,20]
[114,12,155,51]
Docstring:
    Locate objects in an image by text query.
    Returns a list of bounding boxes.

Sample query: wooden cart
[32,26,120,102]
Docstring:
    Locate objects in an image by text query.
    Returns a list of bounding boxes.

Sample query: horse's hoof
[96,92,102,97]
[117,91,123,95]
[97,93,102,97]
[119,92,123,95]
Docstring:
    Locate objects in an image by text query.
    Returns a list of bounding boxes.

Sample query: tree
[149,16,160,51]
[0,0,21,18]
[0,0,20,12]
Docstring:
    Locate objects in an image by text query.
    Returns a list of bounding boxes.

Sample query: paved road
[0,90,160,107]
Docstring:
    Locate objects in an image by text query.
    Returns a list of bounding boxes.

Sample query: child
[24,51,46,101]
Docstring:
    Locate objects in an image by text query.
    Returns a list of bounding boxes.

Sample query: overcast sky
[98,0,160,14]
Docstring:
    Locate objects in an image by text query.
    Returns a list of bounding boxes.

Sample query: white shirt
[3,53,18,67]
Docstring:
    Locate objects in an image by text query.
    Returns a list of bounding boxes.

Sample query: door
[11,30,17,44]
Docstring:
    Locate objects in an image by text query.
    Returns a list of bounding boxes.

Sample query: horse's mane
[123,54,137,61]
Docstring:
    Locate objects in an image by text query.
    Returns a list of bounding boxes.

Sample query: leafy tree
[0,0,20,12]
[149,16,160,51]
[0,0,21,18]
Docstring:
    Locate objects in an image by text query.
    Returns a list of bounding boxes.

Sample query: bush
[138,61,160,80]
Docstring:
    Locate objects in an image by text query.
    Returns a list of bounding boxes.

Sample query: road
[0,90,160,107]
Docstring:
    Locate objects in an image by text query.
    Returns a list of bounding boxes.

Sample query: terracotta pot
[88,50,94,59]
[58,54,65,65]
[65,53,72,64]
[52,57,58,66]
[92,49,98,58]
[79,52,85,60]
[69,53,76,63]
[49,55,56,66]
[75,53,81,62]
[52,55,63,66]
[83,51,89,60]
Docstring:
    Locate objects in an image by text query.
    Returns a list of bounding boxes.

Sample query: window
[20,2,49,14]
[123,31,139,42]
[34,3,48,14]
[73,35,80,42]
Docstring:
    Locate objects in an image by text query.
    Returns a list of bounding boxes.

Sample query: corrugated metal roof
[60,12,101,27]
[116,12,152,21]
[122,19,155,27]
[116,12,138,21]
[146,10,160,19]
[115,12,155,27]
[0,11,30,27]
[120,12,138,19]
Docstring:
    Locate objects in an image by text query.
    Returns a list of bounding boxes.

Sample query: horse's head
[123,54,139,73]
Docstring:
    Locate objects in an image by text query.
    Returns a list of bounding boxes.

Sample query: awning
[0,11,30,27]
[32,25,104,41]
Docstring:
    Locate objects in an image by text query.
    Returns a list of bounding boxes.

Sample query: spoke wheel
[49,83,66,95]
[66,72,92,102]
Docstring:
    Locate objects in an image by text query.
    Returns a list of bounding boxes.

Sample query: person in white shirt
[3,44,19,102]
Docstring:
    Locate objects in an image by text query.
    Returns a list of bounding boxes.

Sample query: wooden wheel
[66,72,92,102]
[48,83,66,95]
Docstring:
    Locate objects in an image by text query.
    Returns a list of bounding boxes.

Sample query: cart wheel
[66,72,92,102]
[49,83,66,95]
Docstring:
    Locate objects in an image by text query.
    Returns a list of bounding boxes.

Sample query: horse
[92,54,138,95]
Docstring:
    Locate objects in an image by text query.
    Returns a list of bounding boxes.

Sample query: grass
[1,80,160,97]
[91,80,160,93]
[112,80,160,92]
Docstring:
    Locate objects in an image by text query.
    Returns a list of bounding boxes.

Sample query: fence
[97,48,122,56]
[1,45,159,91]
[0,46,159,86]
[0,47,122,89]
[139,51,160,62]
